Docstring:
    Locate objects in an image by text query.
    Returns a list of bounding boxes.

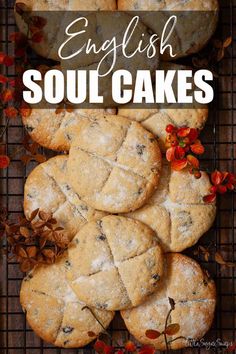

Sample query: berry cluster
[165,124,205,178]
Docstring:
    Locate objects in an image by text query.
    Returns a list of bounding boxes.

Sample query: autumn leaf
[27,246,38,258]
[190,143,205,155]
[171,159,188,171]
[20,226,30,238]
[211,170,223,185]
[166,147,176,162]
[223,36,232,48]
[15,2,30,15]
[215,251,235,268]
[203,193,216,204]
[2,209,69,272]
[187,154,200,169]
[164,323,180,336]
[145,329,161,339]
[177,127,191,138]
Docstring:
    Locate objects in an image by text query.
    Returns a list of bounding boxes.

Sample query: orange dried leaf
[203,193,216,204]
[15,2,29,15]
[18,246,28,258]
[215,252,235,267]
[187,154,199,169]
[190,143,205,155]
[177,127,190,138]
[29,208,39,221]
[171,159,188,171]
[20,226,30,238]
[223,37,232,48]
[42,249,55,259]
[27,246,37,258]
[145,329,161,340]
[39,211,52,221]
[211,170,222,185]
[166,147,176,162]
[164,323,180,336]
[20,259,32,272]
[215,252,225,265]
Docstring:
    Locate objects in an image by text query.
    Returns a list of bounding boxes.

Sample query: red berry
[171,140,178,147]
[210,185,217,194]
[226,182,235,191]
[194,170,202,179]
[166,124,175,133]
[217,185,227,194]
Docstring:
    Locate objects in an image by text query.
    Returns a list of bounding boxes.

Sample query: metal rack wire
[0,0,235,353]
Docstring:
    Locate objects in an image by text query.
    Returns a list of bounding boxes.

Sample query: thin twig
[82,306,112,340]
[167,336,188,344]
[0,118,10,140]
[164,308,172,352]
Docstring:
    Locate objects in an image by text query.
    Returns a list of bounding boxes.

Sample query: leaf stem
[0,118,10,140]
[82,306,112,339]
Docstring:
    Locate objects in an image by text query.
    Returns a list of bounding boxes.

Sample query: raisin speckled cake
[24,155,106,240]
[118,0,219,60]
[15,0,117,61]
[118,63,208,152]
[66,216,164,311]
[20,252,114,348]
[22,107,116,152]
[67,114,162,213]
[125,164,216,252]
[121,253,216,350]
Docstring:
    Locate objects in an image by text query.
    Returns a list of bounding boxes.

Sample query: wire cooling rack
[0,0,235,353]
